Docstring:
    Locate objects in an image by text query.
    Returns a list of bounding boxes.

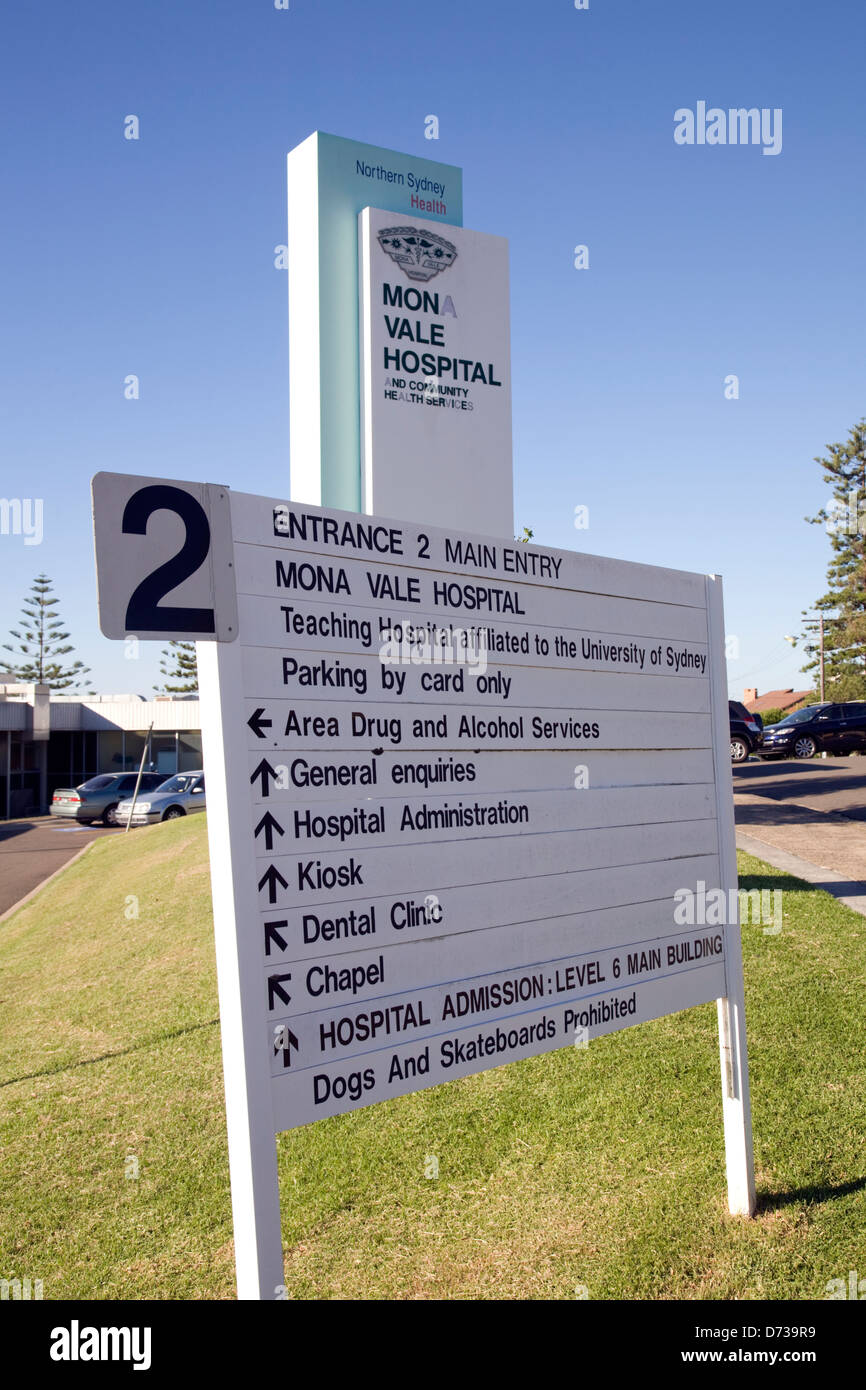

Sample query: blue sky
[1,0,863,697]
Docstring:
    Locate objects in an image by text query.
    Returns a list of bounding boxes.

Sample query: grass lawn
[0,816,863,1300]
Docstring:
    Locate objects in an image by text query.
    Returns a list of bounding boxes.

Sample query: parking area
[734,755,866,819]
[0,817,123,919]
[734,754,866,896]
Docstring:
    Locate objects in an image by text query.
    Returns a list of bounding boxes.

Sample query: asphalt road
[0,817,123,918]
[733,755,866,820]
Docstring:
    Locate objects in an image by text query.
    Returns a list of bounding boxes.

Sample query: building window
[178,733,202,771]
[124,731,150,772]
[150,733,178,776]
[98,731,124,774]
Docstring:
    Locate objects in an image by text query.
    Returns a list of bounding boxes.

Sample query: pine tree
[803,418,866,700]
[156,641,198,694]
[3,574,91,689]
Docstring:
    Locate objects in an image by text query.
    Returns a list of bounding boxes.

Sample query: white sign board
[92,472,754,1298]
[359,207,513,535]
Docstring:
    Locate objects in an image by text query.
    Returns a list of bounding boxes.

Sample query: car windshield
[155,775,198,793]
[80,775,117,791]
[777,707,820,726]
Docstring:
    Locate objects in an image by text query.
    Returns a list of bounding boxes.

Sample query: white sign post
[707,575,755,1217]
[92,471,755,1297]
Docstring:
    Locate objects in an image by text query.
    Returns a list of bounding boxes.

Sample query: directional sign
[250,759,281,796]
[190,489,744,1123]
[254,811,284,851]
[267,973,293,1009]
[258,863,289,904]
[264,920,289,956]
[273,1022,300,1069]
[92,470,755,1301]
[248,708,273,739]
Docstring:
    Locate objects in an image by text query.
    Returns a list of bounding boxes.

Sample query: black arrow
[254,811,284,852]
[248,707,272,739]
[268,973,293,1009]
[273,1023,300,1069]
[250,759,279,797]
[258,863,288,904]
[264,919,288,956]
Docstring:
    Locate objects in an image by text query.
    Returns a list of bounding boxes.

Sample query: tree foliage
[803,418,866,700]
[3,574,91,689]
[156,641,198,694]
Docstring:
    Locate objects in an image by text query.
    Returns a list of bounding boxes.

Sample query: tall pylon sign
[286,131,514,538]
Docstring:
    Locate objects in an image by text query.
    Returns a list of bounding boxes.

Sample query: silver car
[51,772,167,825]
[117,771,206,826]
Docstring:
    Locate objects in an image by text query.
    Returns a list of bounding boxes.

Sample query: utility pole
[795,611,827,699]
[819,613,825,701]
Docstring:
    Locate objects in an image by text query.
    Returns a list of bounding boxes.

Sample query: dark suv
[729,700,763,764]
[758,702,866,759]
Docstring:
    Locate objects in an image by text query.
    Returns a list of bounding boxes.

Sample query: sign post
[707,575,756,1217]
[92,472,755,1297]
[197,636,285,1299]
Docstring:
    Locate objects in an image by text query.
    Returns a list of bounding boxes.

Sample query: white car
[117,772,206,826]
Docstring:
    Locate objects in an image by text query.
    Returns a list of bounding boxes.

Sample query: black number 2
[123,485,216,634]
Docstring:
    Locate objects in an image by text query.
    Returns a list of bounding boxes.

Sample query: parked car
[729,700,763,764]
[757,702,866,759]
[50,772,167,826]
[116,771,206,826]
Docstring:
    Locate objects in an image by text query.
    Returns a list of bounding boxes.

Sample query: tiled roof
[747,689,812,713]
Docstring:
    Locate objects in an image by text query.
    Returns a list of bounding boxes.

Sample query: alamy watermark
[379,621,488,675]
[674,103,782,156]
[50,1323,151,1370]
[1,1277,43,1300]
[825,1269,866,1299]
[0,497,43,545]
[825,489,866,536]
[674,881,783,936]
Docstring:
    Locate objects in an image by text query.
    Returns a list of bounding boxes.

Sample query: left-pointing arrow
[258,863,288,904]
[248,707,272,739]
[268,973,293,1009]
[254,811,284,852]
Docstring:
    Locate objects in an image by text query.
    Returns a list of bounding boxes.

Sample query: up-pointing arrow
[264,919,288,956]
[254,811,284,852]
[258,863,288,904]
[250,759,279,797]
[273,1023,300,1069]
[248,707,272,739]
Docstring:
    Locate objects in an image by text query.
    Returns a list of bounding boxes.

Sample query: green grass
[0,817,864,1299]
